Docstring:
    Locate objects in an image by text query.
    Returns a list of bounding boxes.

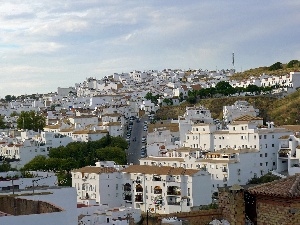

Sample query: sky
[0,0,300,97]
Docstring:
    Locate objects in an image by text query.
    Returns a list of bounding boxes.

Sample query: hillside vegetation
[231,59,300,81]
[156,90,300,125]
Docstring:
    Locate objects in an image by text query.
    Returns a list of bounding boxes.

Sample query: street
[126,117,147,165]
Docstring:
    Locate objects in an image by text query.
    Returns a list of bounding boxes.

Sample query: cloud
[0,0,300,96]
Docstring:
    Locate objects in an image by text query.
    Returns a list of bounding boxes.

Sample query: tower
[232,52,235,69]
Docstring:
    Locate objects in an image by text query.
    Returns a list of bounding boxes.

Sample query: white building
[121,165,211,214]
[72,161,124,208]
[223,101,259,124]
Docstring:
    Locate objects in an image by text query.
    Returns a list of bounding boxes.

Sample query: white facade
[72,162,124,208]
[223,101,259,124]
[121,165,211,214]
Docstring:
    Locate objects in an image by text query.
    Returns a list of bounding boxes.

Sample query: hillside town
[1,69,300,225]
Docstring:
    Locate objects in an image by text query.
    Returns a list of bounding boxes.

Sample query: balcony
[278,149,290,158]
[200,167,207,171]
[167,186,181,196]
[167,202,181,205]
[152,175,162,181]
[124,194,132,202]
[135,194,143,202]
[154,190,162,194]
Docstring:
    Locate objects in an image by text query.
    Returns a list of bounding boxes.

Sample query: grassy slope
[231,62,300,81]
[156,90,300,125]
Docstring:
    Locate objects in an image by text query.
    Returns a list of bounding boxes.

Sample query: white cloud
[0,0,300,96]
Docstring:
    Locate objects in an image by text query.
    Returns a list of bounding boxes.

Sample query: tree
[22,155,47,171]
[0,116,6,129]
[17,111,46,131]
[186,96,196,104]
[215,81,235,96]
[287,59,299,68]
[144,92,160,105]
[10,111,19,117]
[163,98,173,106]
[246,85,260,94]
[179,93,184,102]
[247,172,280,184]
[0,161,16,172]
[4,95,16,102]
[269,62,282,71]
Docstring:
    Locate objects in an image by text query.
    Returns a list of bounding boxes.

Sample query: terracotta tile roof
[248,174,300,198]
[72,166,118,174]
[234,115,263,122]
[121,165,199,176]
[148,123,179,133]
[278,120,298,133]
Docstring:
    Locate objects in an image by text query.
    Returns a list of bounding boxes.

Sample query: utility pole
[12,179,15,195]
[147,210,149,225]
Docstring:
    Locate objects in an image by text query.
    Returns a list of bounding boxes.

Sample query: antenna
[232,52,235,69]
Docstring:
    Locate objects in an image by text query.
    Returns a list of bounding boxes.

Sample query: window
[254,135,256,139]
[265,162,268,166]
[272,135,274,139]
[260,163,263,166]
[188,188,190,196]
[264,135,267,139]
[233,127,236,131]
[265,144,267,148]
[265,153,268,157]
[272,144,274,147]
[273,162,276,166]
[241,136,244,140]
[260,154,263,157]
[259,135,262,139]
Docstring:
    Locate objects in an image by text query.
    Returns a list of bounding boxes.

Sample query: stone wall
[0,196,62,216]
[256,196,300,225]
[218,186,245,225]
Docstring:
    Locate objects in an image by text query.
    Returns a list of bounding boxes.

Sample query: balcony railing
[167,202,180,205]
[279,153,289,158]
[167,191,181,196]
[222,168,228,172]
[136,188,143,192]
[154,190,162,194]
[135,196,143,202]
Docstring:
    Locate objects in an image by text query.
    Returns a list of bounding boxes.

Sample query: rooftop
[248,174,300,198]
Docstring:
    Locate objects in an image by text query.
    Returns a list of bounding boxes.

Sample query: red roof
[248,174,300,198]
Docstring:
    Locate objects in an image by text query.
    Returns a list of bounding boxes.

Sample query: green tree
[17,111,46,131]
[10,111,19,117]
[22,155,47,171]
[246,85,260,94]
[269,62,283,71]
[0,115,6,129]
[179,93,184,102]
[215,81,235,96]
[95,146,127,165]
[247,172,280,184]
[144,92,160,105]
[163,98,173,105]
[0,161,16,172]
[4,95,16,102]
[186,96,196,104]
[287,59,299,68]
